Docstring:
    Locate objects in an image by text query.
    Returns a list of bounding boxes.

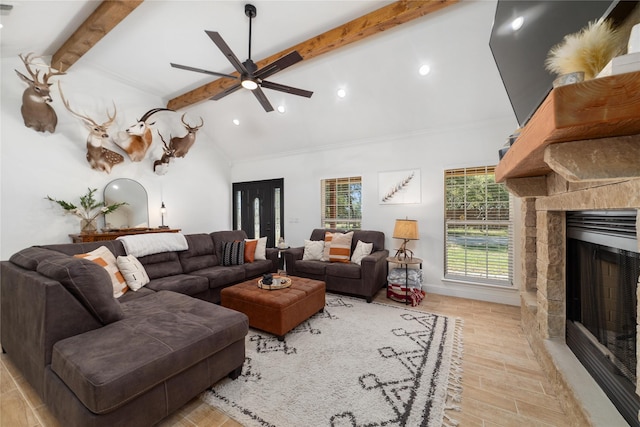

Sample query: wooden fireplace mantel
[495,70,640,184]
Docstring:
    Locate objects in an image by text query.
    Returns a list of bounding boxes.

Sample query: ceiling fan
[171,4,313,112]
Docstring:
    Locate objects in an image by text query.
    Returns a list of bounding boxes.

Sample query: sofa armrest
[265,248,279,273]
[283,247,304,275]
[360,249,390,301]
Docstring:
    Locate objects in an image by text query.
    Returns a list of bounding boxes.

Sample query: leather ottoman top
[221,276,325,308]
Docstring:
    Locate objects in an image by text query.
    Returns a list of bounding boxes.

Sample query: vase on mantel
[81,219,98,234]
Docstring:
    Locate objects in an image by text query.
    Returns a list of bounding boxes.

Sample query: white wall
[1,57,231,259]
[231,117,521,305]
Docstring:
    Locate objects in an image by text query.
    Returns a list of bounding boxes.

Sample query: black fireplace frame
[566,210,640,426]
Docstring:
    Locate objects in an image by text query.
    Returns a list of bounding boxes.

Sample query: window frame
[321,176,362,230]
[444,166,514,287]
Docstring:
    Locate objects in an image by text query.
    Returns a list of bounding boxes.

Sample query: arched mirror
[103,179,149,230]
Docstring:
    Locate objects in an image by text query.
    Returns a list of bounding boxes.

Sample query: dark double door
[232,178,283,248]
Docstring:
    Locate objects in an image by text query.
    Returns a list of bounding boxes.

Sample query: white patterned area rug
[202,295,464,427]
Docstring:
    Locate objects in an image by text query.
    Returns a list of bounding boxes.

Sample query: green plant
[46,188,126,221]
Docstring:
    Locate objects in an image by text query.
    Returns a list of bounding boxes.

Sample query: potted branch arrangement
[47,188,127,233]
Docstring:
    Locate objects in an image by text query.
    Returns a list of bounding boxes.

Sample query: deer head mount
[15,53,65,133]
[153,131,176,175]
[58,82,124,174]
[172,113,204,158]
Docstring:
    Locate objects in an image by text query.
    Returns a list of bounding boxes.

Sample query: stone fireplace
[494,66,640,425]
[510,175,640,426]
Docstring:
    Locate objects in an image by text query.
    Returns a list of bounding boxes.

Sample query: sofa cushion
[244,239,258,262]
[36,257,124,325]
[351,240,374,265]
[254,236,267,260]
[9,246,68,271]
[145,274,209,296]
[116,255,150,291]
[329,232,353,263]
[242,259,274,278]
[222,241,245,266]
[326,262,362,279]
[295,260,329,276]
[51,291,248,414]
[138,251,183,279]
[179,234,218,273]
[75,246,128,298]
[42,240,127,258]
[302,240,324,261]
[190,265,246,289]
[210,230,248,260]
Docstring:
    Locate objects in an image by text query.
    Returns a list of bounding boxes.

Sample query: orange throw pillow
[329,231,354,263]
[244,239,258,263]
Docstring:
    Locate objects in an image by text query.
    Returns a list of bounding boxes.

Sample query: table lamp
[393,218,419,260]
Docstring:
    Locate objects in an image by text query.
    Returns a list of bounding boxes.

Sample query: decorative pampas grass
[546,19,623,80]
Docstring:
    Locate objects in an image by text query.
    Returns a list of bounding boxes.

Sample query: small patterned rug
[202,295,463,426]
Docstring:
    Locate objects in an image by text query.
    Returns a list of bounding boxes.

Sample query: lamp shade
[393,219,419,240]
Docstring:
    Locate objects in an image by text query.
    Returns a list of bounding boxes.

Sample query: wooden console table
[70,228,181,243]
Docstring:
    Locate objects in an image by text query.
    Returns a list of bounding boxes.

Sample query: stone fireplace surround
[510,174,640,426]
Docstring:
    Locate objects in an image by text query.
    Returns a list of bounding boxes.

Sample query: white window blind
[321,176,362,230]
[444,166,513,286]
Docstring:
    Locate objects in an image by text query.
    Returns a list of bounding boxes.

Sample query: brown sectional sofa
[0,230,278,427]
[283,228,388,302]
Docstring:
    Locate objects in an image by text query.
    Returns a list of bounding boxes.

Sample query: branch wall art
[378,169,421,204]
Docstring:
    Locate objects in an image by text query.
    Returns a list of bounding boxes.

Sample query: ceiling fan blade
[205,30,249,75]
[261,80,313,98]
[254,51,303,80]
[170,63,238,79]
[209,83,243,101]
[252,87,274,112]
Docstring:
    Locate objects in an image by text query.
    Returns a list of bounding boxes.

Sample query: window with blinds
[321,176,362,230]
[444,166,513,286]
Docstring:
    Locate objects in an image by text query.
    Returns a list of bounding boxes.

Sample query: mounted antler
[171,113,204,157]
[153,131,176,175]
[15,53,66,133]
[114,108,174,161]
[58,82,123,174]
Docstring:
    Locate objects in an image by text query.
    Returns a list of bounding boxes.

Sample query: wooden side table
[386,256,423,305]
[70,228,181,243]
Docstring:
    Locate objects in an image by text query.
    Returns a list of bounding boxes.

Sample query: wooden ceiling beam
[167,0,459,110]
[52,0,144,71]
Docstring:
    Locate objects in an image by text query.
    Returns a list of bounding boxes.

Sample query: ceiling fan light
[241,77,258,90]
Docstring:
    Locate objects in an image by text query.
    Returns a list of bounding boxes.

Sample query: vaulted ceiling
[0,0,515,163]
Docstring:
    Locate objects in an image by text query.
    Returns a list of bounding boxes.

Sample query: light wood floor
[1,291,573,427]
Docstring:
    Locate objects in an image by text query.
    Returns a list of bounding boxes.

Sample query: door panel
[233,178,283,248]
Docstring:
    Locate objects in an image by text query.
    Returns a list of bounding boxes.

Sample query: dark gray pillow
[9,247,67,271]
[222,241,245,266]
[37,257,124,325]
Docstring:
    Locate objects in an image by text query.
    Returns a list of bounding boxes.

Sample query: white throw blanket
[117,233,188,257]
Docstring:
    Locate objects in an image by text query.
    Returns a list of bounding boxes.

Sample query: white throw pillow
[116,255,150,291]
[254,236,268,260]
[351,240,373,265]
[75,246,127,298]
[302,240,325,261]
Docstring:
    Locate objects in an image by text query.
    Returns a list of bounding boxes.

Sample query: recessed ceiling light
[277,105,286,113]
[511,16,524,31]
[232,119,240,126]
[337,88,346,98]
[418,64,431,76]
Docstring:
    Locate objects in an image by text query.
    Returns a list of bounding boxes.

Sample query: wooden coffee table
[221,276,326,340]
